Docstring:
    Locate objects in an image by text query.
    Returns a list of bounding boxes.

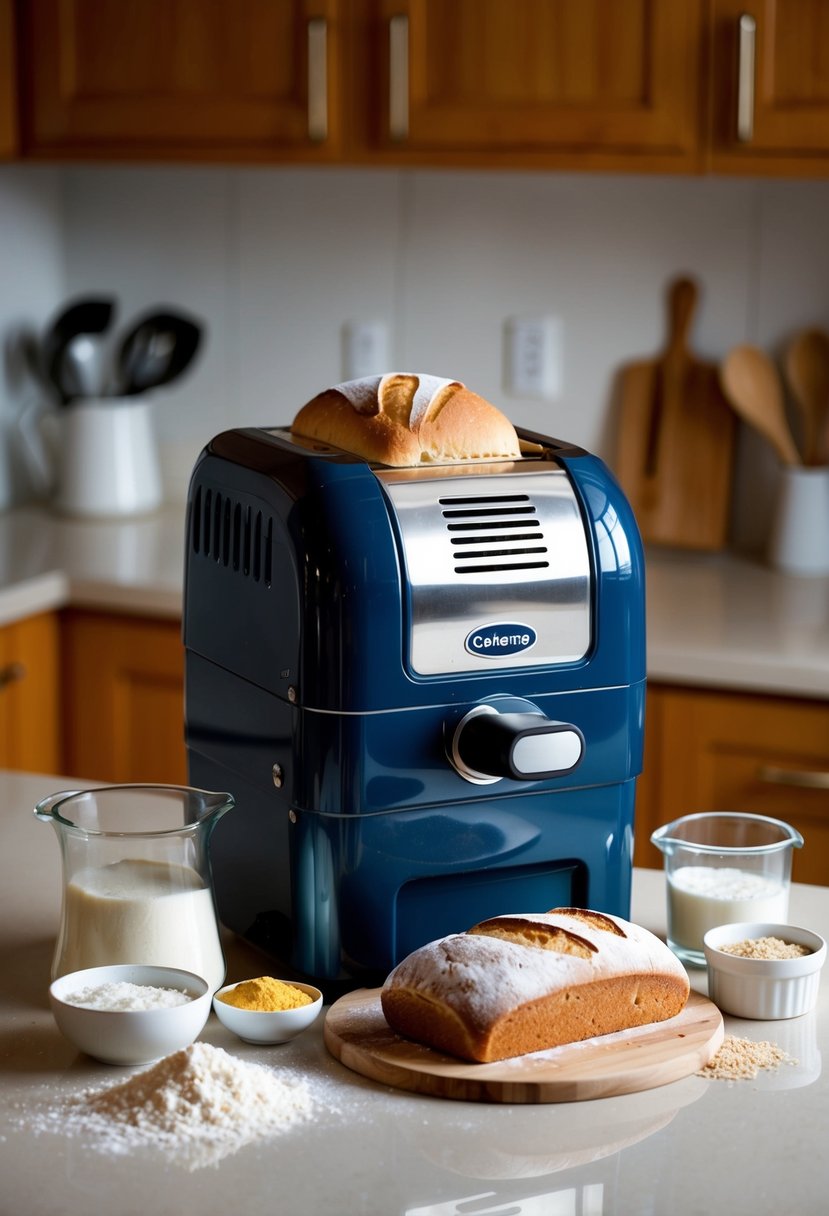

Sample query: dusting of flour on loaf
[403,374,462,427]
[333,376,384,413]
[332,373,462,427]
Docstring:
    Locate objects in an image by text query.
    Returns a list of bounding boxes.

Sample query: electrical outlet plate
[342,320,390,381]
[504,315,563,400]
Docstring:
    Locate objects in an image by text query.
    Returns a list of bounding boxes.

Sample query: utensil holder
[54,398,163,518]
[768,466,829,577]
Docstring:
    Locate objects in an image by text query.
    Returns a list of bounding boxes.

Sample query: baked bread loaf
[380,908,690,1063]
[291,373,521,467]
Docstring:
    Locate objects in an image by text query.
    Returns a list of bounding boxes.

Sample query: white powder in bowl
[62,981,192,1011]
[31,1042,314,1170]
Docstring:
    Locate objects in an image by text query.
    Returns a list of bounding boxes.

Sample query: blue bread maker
[183,421,645,989]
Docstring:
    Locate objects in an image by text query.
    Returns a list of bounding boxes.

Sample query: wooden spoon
[784,328,829,466]
[719,344,801,466]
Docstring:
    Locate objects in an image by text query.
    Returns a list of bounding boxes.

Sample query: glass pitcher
[35,784,234,991]
[651,811,804,967]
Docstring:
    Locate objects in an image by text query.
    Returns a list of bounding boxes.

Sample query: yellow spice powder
[218,976,313,1012]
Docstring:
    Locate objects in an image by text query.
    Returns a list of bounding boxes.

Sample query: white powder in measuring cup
[668,866,788,953]
[62,981,192,1011]
[29,1042,314,1171]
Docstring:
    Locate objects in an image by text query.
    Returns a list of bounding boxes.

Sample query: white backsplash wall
[0,166,64,510]
[4,164,829,554]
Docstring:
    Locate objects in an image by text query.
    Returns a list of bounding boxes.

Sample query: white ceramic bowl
[213,980,322,1044]
[703,921,826,1020]
[50,964,211,1065]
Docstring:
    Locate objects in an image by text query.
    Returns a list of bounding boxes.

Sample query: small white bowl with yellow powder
[213,975,323,1044]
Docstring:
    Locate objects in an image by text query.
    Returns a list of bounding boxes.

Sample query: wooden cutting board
[613,276,736,550]
[324,988,723,1104]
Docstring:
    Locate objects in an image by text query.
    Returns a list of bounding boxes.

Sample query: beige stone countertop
[1,769,827,1216]
[0,504,184,624]
[1,505,828,699]
[645,546,829,700]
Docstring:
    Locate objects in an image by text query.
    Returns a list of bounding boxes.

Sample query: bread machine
[183,414,645,989]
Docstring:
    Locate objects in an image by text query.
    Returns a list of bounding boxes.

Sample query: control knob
[449,701,584,785]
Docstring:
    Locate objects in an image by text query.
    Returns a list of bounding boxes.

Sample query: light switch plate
[342,321,390,381]
[504,315,563,400]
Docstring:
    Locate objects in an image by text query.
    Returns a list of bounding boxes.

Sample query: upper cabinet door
[0,0,17,158]
[369,0,703,170]
[710,0,829,173]
[17,0,344,160]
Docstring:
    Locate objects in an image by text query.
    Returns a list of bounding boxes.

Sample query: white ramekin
[703,921,826,1020]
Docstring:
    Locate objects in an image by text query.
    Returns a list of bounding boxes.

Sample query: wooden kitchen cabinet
[60,609,187,785]
[10,0,705,171]
[0,0,18,158]
[363,0,704,171]
[634,683,829,885]
[11,0,829,174]
[708,0,829,174]
[16,0,346,161]
[0,611,61,773]
[705,0,829,176]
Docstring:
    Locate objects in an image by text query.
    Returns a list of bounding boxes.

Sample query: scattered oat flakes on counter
[698,1034,797,1081]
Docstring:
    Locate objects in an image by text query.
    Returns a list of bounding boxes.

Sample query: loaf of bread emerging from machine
[291,373,521,466]
[381,908,690,1063]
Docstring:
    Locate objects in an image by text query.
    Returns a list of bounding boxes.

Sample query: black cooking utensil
[42,296,117,405]
[59,332,110,400]
[116,310,203,397]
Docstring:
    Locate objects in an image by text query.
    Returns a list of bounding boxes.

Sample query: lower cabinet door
[636,684,829,886]
[61,609,186,784]
[0,611,61,772]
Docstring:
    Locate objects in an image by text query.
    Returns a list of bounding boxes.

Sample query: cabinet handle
[307,17,328,143]
[737,14,756,142]
[389,14,409,141]
[757,765,829,791]
[0,661,26,690]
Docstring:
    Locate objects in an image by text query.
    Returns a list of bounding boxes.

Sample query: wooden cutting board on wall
[613,277,736,550]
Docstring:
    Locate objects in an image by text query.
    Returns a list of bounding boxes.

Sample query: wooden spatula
[720,345,801,466]
[784,328,829,466]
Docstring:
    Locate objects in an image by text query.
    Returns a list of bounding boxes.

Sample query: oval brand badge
[464,622,537,659]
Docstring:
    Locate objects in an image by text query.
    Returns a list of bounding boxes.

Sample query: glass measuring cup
[35,784,234,991]
[651,812,803,967]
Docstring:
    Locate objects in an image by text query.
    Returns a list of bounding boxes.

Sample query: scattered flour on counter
[25,1042,315,1171]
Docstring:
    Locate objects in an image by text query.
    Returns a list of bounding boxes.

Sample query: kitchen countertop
[1,503,828,698]
[0,504,184,625]
[645,546,829,700]
[1,768,827,1215]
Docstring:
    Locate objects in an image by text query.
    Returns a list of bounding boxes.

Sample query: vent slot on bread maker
[191,485,274,586]
[441,492,549,574]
